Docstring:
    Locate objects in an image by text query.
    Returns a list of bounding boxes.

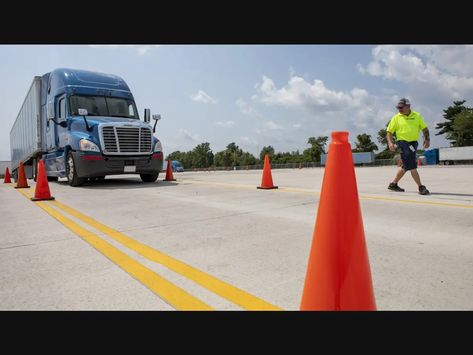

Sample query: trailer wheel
[140,173,159,182]
[66,151,85,187]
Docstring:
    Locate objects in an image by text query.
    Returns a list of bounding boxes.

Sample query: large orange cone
[3,167,11,183]
[300,131,376,310]
[31,159,55,201]
[257,154,278,189]
[164,159,176,181]
[14,161,30,189]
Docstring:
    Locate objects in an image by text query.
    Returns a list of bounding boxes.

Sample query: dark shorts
[397,140,418,171]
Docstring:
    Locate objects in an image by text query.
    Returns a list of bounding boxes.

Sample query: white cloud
[235,98,256,115]
[249,74,402,149]
[263,120,283,130]
[358,45,473,100]
[289,66,296,77]
[253,75,369,113]
[215,120,236,128]
[88,45,159,56]
[178,128,201,142]
[190,90,217,104]
[240,136,258,145]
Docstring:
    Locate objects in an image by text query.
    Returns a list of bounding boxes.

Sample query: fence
[182,158,399,172]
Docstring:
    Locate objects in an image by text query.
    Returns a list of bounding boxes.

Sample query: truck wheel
[140,173,159,182]
[66,151,85,187]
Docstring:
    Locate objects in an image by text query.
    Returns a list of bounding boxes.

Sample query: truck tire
[66,151,85,187]
[140,173,159,183]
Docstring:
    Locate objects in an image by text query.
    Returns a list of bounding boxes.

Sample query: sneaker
[388,182,405,192]
[419,185,430,195]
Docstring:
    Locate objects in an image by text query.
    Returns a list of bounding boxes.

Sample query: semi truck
[438,146,473,165]
[9,68,163,186]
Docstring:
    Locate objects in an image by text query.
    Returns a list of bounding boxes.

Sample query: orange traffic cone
[164,159,176,181]
[31,159,55,201]
[417,158,422,166]
[300,131,376,310]
[3,167,11,183]
[257,154,278,189]
[14,161,30,189]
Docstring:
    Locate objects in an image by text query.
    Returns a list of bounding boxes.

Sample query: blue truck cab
[18,68,164,186]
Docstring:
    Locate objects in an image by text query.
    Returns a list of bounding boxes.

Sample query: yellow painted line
[182,179,473,209]
[359,194,473,209]
[180,179,257,190]
[15,189,212,310]
[49,200,281,310]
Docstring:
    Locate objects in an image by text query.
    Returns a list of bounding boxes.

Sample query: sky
[1,44,473,161]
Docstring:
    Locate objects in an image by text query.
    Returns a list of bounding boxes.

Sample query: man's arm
[422,127,430,149]
[386,132,396,151]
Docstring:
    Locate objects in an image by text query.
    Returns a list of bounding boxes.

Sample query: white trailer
[9,76,45,179]
[320,151,375,165]
[439,146,473,165]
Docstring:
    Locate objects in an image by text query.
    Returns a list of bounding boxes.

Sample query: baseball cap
[396,98,411,108]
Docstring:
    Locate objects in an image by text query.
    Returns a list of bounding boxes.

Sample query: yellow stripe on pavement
[50,200,281,310]
[16,189,213,311]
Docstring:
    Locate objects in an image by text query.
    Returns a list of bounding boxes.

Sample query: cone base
[257,186,278,189]
[31,196,55,201]
[15,186,30,189]
[164,178,176,181]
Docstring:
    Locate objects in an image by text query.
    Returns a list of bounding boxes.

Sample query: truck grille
[101,126,152,155]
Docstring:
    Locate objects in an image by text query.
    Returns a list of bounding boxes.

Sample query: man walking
[386,98,430,195]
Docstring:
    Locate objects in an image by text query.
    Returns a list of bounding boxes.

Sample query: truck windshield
[69,95,139,119]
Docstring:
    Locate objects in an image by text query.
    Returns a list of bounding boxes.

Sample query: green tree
[303,136,328,162]
[239,152,257,166]
[451,110,473,146]
[191,142,214,168]
[213,151,231,167]
[259,146,275,161]
[353,133,378,152]
[377,128,388,149]
[226,142,243,167]
[435,100,468,144]
[214,142,255,167]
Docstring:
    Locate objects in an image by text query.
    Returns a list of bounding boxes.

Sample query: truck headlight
[154,140,162,152]
[79,139,100,152]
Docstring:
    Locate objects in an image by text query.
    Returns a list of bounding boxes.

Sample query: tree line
[166,100,473,169]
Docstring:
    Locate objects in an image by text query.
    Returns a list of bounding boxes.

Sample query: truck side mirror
[78,108,92,132]
[144,108,150,123]
[152,114,161,133]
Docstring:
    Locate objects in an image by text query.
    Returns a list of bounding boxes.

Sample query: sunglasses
[397,106,406,110]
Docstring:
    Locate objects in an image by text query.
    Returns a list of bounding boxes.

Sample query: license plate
[124,165,136,172]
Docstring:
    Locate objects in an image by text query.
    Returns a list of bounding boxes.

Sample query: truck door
[45,98,56,152]
[45,95,67,151]
[56,95,68,149]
